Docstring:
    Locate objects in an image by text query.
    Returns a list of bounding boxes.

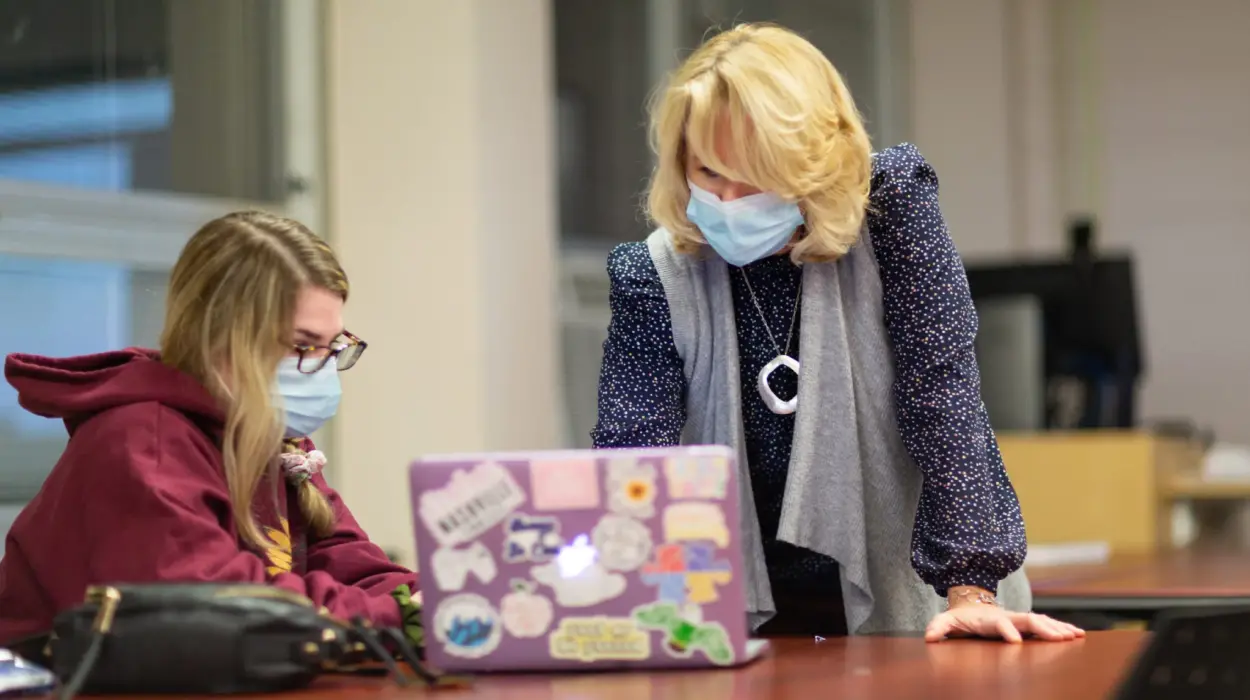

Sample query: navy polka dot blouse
[592,143,1027,597]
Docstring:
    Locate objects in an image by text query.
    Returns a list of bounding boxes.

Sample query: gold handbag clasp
[83,586,122,634]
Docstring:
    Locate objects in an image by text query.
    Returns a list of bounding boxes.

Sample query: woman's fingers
[924,613,956,642]
[995,614,1024,644]
[1012,612,1085,641]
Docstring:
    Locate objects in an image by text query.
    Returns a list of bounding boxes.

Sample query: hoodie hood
[5,348,222,434]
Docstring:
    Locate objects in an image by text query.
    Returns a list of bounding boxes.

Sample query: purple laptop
[409,446,770,672]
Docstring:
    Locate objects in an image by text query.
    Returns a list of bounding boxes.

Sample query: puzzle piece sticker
[500,579,554,638]
[530,458,601,510]
[548,616,651,662]
[633,602,733,666]
[591,513,653,572]
[502,514,563,563]
[685,571,733,605]
[640,542,732,606]
[664,454,730,500]
[418,462,526,547]
[430,541,498,592]
[531,535,628,607]
[606,458,657,519]
[662,502,730,547]
[433,593,502,659]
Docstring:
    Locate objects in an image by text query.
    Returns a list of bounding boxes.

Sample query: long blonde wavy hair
[647,23,873,263]
[161,210,345,548]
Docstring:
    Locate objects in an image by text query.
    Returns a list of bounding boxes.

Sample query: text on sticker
[548,617,651,662]
[419,463,527,547]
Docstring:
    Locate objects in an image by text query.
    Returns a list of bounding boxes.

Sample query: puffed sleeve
[867,143,1028,596]
[591,242,687,448]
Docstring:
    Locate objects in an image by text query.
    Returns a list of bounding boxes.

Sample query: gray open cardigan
[646,228,1032,634]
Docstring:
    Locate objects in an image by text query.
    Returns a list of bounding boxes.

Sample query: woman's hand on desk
[924,586,1086,644]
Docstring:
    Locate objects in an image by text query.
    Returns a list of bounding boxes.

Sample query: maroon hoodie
[0,348,417,643]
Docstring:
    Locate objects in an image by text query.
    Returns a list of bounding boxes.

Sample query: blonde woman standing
[0,212,420,645]
[593,23,1081,643]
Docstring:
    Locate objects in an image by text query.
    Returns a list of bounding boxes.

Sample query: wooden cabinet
[998,431,1206,553]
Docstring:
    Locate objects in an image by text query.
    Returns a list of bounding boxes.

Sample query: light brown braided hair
[161,210,347,547]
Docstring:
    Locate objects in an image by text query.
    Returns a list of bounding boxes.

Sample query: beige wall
[324,0,559,565]
[1097,0,1250,443]
[912,0,1250,442]
[910,0,1016,259]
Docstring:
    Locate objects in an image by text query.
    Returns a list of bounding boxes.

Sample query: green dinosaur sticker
[632,602,733,665]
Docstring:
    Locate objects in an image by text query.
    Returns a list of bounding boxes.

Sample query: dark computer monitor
[965,251,1144,430]
[1113,607,1250,699]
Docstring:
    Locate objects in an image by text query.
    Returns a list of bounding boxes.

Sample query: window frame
[0,0,326,268]
[0,0,330,505]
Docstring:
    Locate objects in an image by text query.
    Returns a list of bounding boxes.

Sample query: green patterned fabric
[391,584,424,648]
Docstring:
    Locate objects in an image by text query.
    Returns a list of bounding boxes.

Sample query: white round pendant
[757,354,800,415]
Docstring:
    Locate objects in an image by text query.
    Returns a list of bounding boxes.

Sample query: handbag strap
[55,632,102,700]
[349,618,470,689]
[348,620,410,686]
[56,587,121,700]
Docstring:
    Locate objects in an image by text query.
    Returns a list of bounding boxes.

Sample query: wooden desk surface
[87,633,1145,699]
[1030,551,1250,600]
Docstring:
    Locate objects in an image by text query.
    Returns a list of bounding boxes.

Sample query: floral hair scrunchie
[280,449,327,485]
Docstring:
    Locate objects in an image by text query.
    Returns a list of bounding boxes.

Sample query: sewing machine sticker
[530,534,627,607]
[430,540,498,591]
[605,458,657,519]
[633,602,733,666]
[530,458,601,510]
[640,540,733,606]
[502,513,563,563]
[591,513,653,572]
[499,579,555,638]
[663,454,730,501]
[662,502,730,548]
[418,461,526,547]
[433,593,503,659]
[548,616,651,662]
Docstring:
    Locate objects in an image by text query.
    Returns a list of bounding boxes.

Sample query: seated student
[0,211,419,645]
[593,23,1083,643]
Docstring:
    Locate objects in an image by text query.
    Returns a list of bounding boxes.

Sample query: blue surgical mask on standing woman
[685,180,805,267]
[275,356,342,438]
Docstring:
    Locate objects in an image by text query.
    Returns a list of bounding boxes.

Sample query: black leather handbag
[23,582,463,699]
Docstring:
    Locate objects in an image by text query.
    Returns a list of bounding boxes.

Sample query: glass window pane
[0,254,167,504]
[0,0,284,201]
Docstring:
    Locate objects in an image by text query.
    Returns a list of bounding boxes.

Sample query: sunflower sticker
[264,517,294,576]
[606,459,657,519]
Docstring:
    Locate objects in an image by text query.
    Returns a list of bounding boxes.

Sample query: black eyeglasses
[292,330,367,374]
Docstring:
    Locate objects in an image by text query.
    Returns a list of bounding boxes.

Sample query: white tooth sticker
[606,458,657,519]
[591,513,653,572]
[430,541,498,592]
[502,514,563,563]
[419,462,526,547]
[664,453,730,500]
[500,579,555,638]
[530,535,627,607]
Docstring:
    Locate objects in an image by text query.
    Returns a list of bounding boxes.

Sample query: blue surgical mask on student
[685,180,805,267]
[275,356,342,438]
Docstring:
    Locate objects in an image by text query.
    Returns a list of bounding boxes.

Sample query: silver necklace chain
[740,268,800,358]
